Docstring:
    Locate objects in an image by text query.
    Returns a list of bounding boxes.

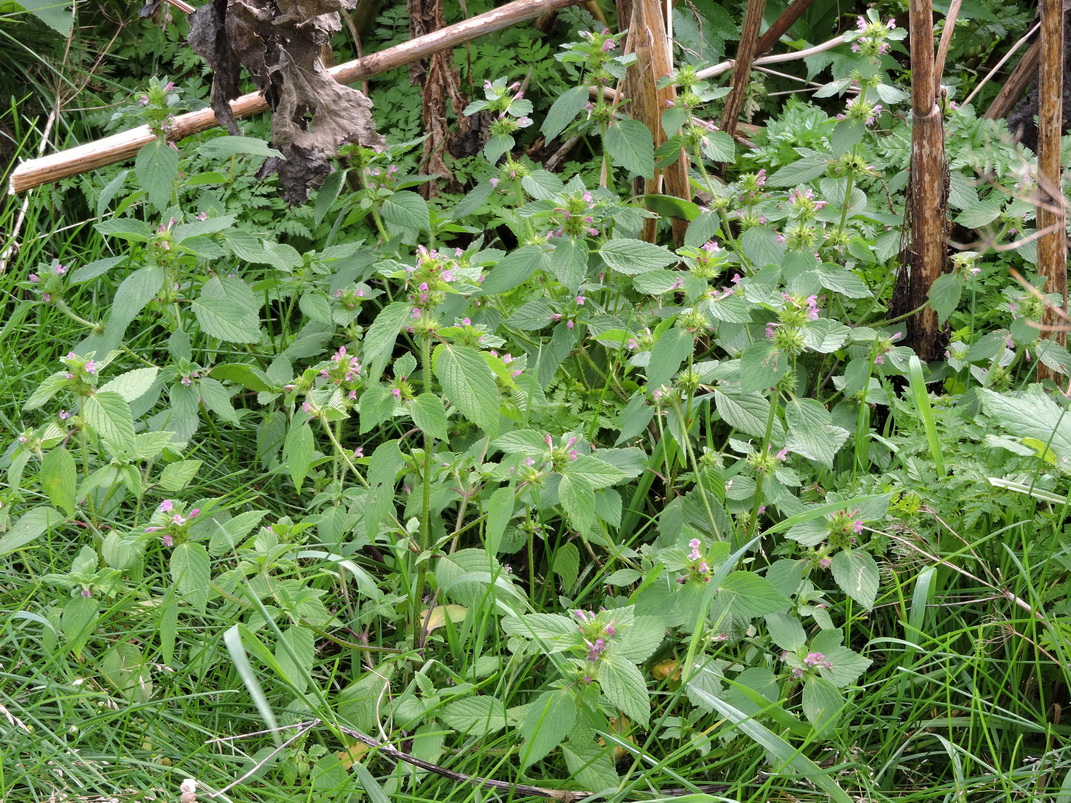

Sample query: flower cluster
[466,77,533,120]
[59,351,101,396]
[839,97,884,127]
[545,189,602,239]
[950,251,981,281]
[782,650,834,680]
[573,609,616,671]
[335,283,370,311]
[26,259,68,303]
[681,240,728,280]
[846,12,900,59]
[827,509,864,551]
[145,499,201,547]
[787,187,828,219]
[137,78,181,140]
[558,29,631,87]
[317,345,363,401]
[872,331,903,366]
[405,246,465,328]
[746,445,789,475]
[677,537,713,584]
[547,433,582,469]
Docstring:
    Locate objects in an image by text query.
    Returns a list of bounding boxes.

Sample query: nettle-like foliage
[5,15,1070,798]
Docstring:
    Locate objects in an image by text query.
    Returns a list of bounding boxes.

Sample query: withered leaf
[188,0,386,204]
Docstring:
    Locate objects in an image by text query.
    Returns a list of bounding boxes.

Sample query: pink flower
[161,533,174,547]
[159,500,174,513]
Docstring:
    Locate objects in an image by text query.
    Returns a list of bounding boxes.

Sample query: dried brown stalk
[1034,0,1068,380]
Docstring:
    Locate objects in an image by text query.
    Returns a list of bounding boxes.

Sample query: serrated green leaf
[100,264,164,354]
[84,391,136,457]
[135,139,179,213]
[765,612,807,651]
[40,448,77,516]
[605,119,655,178]
[740,226,785,268]
[830,549,879,609]
[441,696,508,736]
[363,301,411,382]
[815,264,872,298]
[209,363,273,392]
[382,191,430,234]
[701,131,735,162]
[159,460,202,492]
[0,506,63,557]
[433,343,501,436]
[519,689,576,767]
[99,367,159,403]
[486,486,515,555]
[769,155,830,187]
[803,676,844,733]
[410,393,449,441]
[171,542,211,612]
[714,389,773,438]
[284,421,315,490]
[738,341,791,392]
[479,245,550,296]
[275,625,315,695]
[552,541,580,588]
[542,86,589,140]
[928,273,962,325]
[564,455,628,489]
[548,237,588,292]
[614,615,664,663]
[598,659,650,727]
[646,328,694,389]
[717,571,791,617]
[980,387,1071,464]
[521,170,567,201]
[600,239,677,275]
[18,0,72,35]
[559,474,596,533]
[63,594,97,658]
[196,135,283,159]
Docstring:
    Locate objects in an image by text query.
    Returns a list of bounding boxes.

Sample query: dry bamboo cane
[720,0,766,139]
[904,0,947,361]
[8,0,585,195]
[1035,0,1068,378]
[623,0,690,244]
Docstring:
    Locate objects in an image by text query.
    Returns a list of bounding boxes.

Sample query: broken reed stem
[963,22,1038,109]
[932,0,962,86]
[8,0,585,195]
[695,34,846,81]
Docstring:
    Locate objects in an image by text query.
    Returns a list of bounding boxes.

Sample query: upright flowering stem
[747,388,781,539]
[668,395,722,541]
[412,329,435,643]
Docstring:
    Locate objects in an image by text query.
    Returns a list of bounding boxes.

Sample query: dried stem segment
[623,0,690,243]
[1036,0,1068,373]
[720,0,766,138]
[9,0,585,195]
[901,0,948,361]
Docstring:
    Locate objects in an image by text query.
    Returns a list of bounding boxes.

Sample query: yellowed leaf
[419,604,468,633]
[337,741,370,769]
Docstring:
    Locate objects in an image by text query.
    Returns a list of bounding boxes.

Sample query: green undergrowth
[3,10,1071,803]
